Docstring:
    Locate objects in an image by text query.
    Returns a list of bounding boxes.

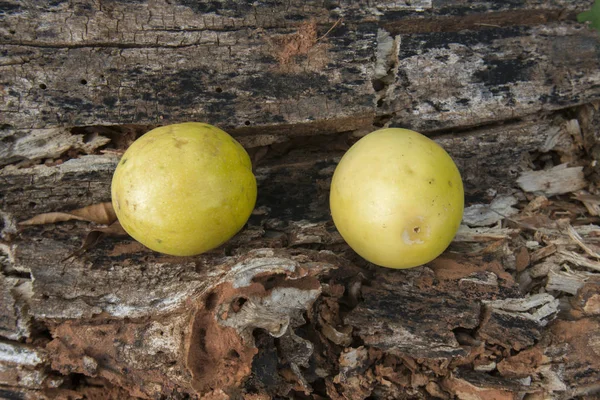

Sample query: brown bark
[2,1,600,399]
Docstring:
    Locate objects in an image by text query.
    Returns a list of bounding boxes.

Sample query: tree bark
[1,1,600,399]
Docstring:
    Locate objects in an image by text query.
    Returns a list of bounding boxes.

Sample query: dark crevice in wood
[1,104,577,172]
[382,9,576,35]
[417,116,528,138]
[0,10,578,50]
[406,101,588,140]
[0,270,31,280]
[372,114,392,128]
[69,124,156,151]
[1,41,206,50]
[0,388,28,400]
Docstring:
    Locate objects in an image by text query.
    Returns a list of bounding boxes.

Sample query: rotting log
[2,1,600,399]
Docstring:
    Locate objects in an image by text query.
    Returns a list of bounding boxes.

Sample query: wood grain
[2,1,600,399]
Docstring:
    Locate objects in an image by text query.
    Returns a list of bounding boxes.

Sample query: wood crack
[1,41,206,50]
[382,9,574,35]
[2,1,600,398]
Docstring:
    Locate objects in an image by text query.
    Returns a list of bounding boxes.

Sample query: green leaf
[578,0,600,33]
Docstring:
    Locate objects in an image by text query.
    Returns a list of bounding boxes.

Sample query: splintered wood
[2,1,600,400]
[517,164,587,196]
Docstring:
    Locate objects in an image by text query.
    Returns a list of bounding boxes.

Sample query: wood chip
[517,164,587,196]
[557,249,600,272]
[515,247,530,273]
[560,223,600,260]
[522,195,550,213]
[573,191,600,216]
[546,269,593,295]
[454,225,518,242]
[478,294,558,351]
[530,244,557,263]
[573,282,600,315]
[463,196,519,227]
[530,259,561,279]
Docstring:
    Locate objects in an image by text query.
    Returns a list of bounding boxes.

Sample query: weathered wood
[346,281,482,358]
[462,195,519,227]
[478,294,559,351]
[546,318,600,399]
[517,164,588,196]
[2,1,600,399]
[5,239,338,398]
[386,23,600,131]
[0,117,581,231]
[0,275,32,341]
[0,155,118,222]
[0,128,111,168]
[546,269,598,295]
[0,0,597,134]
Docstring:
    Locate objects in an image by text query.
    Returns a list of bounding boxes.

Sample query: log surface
[2,1,600,399]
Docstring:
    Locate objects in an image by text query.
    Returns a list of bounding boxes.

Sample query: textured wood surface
[2,1,600,399]
[1,0,597,133]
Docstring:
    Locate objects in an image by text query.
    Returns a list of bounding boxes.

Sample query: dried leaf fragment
[19,202,116,226]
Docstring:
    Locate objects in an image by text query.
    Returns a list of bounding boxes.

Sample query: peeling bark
[2,1,600,399]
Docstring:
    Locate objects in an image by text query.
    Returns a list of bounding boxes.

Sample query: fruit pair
[111,123,464,269]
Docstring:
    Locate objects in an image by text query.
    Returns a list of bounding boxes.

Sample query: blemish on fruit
[174,138,189,148]
[121,158,127,165]
[402,229,424,245]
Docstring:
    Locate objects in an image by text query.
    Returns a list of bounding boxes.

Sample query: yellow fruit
[111,122,257,256]
[330,128,464,269]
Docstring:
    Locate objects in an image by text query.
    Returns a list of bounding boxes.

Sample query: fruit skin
[329,128,464,269]
[111,122,257,256]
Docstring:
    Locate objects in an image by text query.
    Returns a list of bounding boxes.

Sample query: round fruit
[111,122,257,256]
[329,128,464,269]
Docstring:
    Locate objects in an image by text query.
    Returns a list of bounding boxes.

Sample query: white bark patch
[0,128,111,167]
[0,363,50,389]
[226,254,299,289]
[374,0,432,11]
[484,293,559,326]
[0,342,45,366]
[374,29,397,80]
[218,287,321,339]
[463,196,519,227]
[517,164,587,196]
